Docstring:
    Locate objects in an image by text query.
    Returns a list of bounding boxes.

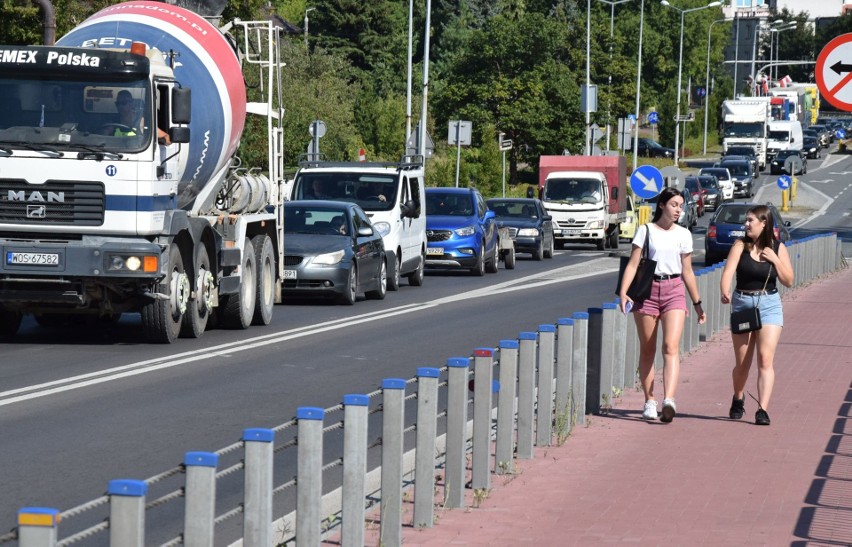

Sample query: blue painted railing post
[445,357,469,509]
[380,379,405,546]
[297,408,324,547]
[243,428,274,547]
[17,508,59,547]
[107,479,147,547]
[414,368,440,528]
[183,451,218,547]
[343,394,369,545]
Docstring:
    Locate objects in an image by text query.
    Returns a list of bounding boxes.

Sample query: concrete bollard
[517,332,538,459]
[342,395,369,544]
[444,358,469,509]
[586,307,611,414]
[714,264,726,335]
[380,379,405,546]
[17,508,59,547]
[107,479,147,547]
[624,313,638,390]
[697,268,709,342]
[536,325,556,447]
[414,369,439,528]
[555,318,574,439]
[612,300,627,393]
[472,348,494,490]
[243,428,274,547]
[571,312,589,425]
[183,452,218,547]
[496,340,519,474]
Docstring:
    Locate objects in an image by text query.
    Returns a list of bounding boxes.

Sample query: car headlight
[372,221,391,237]
[454,225,476,237]
[517,228,539,237]
[809,147,817,152]
[311,250,345,265]
[586,219,605,229]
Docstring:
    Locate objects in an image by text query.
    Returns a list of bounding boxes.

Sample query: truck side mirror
[170,126,190,144]
[172,87,191,125]
[610,186,618,200]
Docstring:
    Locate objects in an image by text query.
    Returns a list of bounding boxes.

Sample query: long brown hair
[743,204,775,252]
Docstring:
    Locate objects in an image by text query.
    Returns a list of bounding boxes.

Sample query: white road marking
[0,258,620,408]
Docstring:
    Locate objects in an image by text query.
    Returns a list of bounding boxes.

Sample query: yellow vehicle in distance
[619,191,638,241]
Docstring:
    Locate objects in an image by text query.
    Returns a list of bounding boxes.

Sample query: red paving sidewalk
[394,267,852,546]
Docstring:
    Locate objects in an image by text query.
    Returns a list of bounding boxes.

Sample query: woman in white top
[618,186,706,423]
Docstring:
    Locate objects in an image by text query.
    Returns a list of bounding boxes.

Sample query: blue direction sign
[648,111,659,124]
[631,165,664,199]
[836,128,846,140]
[777,175,792,189]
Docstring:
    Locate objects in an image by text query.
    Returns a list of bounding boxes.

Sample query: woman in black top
[720,205,794,425]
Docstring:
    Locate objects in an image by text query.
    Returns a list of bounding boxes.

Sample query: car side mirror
[542,214,552,221]
[784,221,791,227]
[357,226,374,237]
[401,200,420,218]
[484,210,496,220]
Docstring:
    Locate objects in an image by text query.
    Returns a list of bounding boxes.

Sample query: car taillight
[773,227,779,239]
[708,225,717,238]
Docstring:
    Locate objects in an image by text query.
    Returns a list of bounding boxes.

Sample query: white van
[699,167,734,201]
[766,120,803,160]
[290,158,427,290]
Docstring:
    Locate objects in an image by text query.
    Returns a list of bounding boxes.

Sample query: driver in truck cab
[112,90,170,144]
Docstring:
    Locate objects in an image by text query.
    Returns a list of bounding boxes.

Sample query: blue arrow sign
[631,165,664,199]
[648,111,659,124]
[836,128,846,139]
[777,175,792,189]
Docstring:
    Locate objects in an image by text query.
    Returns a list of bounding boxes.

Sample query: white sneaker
[642,400,658,420]
[661,398,677,423]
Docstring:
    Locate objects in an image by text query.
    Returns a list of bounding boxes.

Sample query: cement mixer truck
[0,1,286,342]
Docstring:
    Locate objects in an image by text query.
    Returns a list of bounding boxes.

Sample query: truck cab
[766,120,803,161]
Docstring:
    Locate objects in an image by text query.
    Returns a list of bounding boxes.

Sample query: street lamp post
[770,23,797,82]
[597,0,632,152]
[703,17,729,154]
[304,7,316,49]
[631,0,645,173]
[660,0,721,166]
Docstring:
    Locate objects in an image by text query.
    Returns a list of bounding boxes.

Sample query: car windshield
[699,177,719,189]
[715,205,749,225]
[488,201,538,218]
[293,172,397,212]
[776,151,797,160]
[426,192,474,216]
[684,178,699,192]
[768,130,791,140]
[723,163,750,176]
[284,205,350,235]
[804,138,818,146]
[542,178,602,203]
[701,169,729,180]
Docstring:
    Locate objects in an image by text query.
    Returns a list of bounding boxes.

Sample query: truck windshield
[293,172,397,212]
[0,77,152,153]
[544,178,602,203]
[723,123,764,138]
[768,130,791,141]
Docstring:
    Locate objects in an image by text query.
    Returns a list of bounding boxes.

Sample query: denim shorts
[633,277,687,317]
[731,291,783,327]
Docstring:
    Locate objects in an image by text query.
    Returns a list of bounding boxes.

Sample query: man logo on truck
[6,191,66,203]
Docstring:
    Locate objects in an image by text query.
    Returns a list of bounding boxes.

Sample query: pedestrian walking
[719,204,794,425]
[619,186,706,423]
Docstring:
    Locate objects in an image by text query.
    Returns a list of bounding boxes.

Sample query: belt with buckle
[736,288,778,296]
[653,273,681,281]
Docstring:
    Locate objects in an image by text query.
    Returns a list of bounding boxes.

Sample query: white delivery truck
[766,120,804,160]
[721,99,772,170]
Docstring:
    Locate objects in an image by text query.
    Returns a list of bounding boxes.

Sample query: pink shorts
[633,277,688,317]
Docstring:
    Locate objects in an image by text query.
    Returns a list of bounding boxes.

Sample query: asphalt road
[0,148,849,544]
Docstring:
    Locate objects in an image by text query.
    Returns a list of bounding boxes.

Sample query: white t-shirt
[631,223,693,275]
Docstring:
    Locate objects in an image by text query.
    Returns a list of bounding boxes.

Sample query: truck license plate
[426,247,444,256]
[6,252,59,266]
[283,269,297,279]
[563,230,581,236]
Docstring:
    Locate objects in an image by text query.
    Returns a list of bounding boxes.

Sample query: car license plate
[283,269,297,279]
[426,247,444,256]
[6,252,59,266]
[730,230,745,237]
[563,229,581,236]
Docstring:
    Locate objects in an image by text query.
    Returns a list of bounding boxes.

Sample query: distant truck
[537,155,627,250]
[766,119,804,160]
[721,99,771,170]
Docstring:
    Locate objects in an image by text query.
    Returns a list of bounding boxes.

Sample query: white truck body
[766,120,804,159]
[721,99,771,169]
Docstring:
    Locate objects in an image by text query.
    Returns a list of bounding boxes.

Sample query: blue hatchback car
[425,187,499,276]
[704,202,792,265]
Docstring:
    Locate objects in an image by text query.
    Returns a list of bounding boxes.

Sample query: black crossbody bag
[616,225,656,302]
[730,265,772,334]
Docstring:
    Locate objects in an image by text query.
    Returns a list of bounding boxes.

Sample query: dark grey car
[487,197,555,260]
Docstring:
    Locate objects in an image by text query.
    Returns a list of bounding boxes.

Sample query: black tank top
[735,242,779,291]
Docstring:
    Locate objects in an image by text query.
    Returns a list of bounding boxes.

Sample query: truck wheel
[388,254,401,291]
[367,259,387,300]
[340,264,357,305]
[0,306,22,337]
[407,250,425,286]
[219,238,257,330]
[181,244,214,338]
[596,237,605,251]
[142,243,188,343]
[251,235,275,326]
[608,229,619,250]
